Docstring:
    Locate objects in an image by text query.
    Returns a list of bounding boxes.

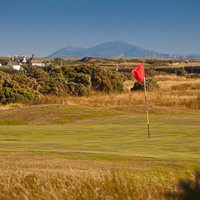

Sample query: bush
[68,73,91,88]
[0,67,18,74]
[177,69,187,77]
[0,58,9,65]
[67,82,89,96]
[52,64,124,93]
[37,77,69,96]
[30,68,49,79]
[0,71,41,104]
[11,73,40,91]
[91,69,124,93]
[131,79,159,91]
[2,87,30,104]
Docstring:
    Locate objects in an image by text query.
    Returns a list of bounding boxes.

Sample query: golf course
[0,58,200,199]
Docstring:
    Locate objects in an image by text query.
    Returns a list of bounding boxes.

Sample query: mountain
[49,46,85,58]
[47,41,200,59]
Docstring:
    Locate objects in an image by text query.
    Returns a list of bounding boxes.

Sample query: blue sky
[1,0,200,57]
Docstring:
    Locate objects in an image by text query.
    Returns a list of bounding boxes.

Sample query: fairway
[1,114,200,161]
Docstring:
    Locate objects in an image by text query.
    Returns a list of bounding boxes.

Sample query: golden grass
[0,152,188,200]
[0,169,172,200]
[33,77,200,111]
[65,77,200,110]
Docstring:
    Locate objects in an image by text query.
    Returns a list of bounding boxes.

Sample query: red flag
[132,62,145,82]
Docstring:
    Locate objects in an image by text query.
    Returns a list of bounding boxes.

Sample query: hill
[48,41,200,59]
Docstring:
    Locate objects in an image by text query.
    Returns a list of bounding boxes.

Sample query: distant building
[7,60,21,70]
[5,54,45,71]
[14,55,27,65]
[27,54,45,67]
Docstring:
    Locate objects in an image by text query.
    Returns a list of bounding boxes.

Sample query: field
[0,61,200,199]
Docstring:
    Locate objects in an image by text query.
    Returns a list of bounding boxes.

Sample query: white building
[7,60,21,70]
[27,54,45,67]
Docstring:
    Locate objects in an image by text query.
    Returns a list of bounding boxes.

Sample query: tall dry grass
[0,169,176,200]
[32,78,200,110]
[33,89,200,110]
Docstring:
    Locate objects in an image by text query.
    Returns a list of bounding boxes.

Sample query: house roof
[9,60,20,65]
[28,57,43,63]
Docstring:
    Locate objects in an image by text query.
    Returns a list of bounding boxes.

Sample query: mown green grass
[0,114,200,161]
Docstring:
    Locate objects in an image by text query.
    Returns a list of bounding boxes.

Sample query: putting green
[0,115,199,160]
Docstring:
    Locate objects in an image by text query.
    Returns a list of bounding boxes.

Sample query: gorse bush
[131,79,159,91]
[67,82,89,96]
[0,58,9,65]
[52,64,124,93]
[37,77,69,96]
[12,73,40,91]
[0,65,124,103]
[68,73,91,88]
[30,68,49,79]
[0,67,18,74]
[177,69,187,77]
[0,71,40,104]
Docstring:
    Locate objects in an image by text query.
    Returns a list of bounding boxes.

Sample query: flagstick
[143,77,150,139]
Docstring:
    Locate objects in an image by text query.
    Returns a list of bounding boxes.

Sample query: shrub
[0,67,18,74]
[23,65,35,73]
[66,73,92,88]
[30,68,49,79]
[67,82,89,96]
[131,81,144,91]
[0,71,41,104]
[131,79,159,91]
[52,64,124,93]
[177,69,187,77]
[12,73,39,90]
[0,58,9,65]
[2,87,30,104]
[0,71,11,82]
[91,69,124,92]
[37,77,69,96]
[0,88,5,100]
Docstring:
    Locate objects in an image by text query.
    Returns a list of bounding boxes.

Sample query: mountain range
[47,41,200,59]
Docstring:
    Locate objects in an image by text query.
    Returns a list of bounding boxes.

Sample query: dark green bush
[0,71,40,104]
[69,73,91,88]
[11,73,40,91]
[23,65,35,73]
[131,79,159,91]
[67,82,89,96]
[131,81,144,91]
[52,64,124,93]
[177,69,187,77]
[9,93,29,104]
[91,68,124,92]
[30,68,49,79]
[0,58,9,65]
[37,77,69,96]
[0,67,18,73]
[0,88,5,100]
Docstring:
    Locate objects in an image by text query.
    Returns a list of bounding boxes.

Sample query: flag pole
[143,77,150,139]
